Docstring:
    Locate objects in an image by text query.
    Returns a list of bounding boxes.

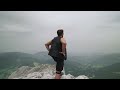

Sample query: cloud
[0,11,120,54]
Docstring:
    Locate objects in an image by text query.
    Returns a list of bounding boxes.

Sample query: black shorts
[52,56,64,72]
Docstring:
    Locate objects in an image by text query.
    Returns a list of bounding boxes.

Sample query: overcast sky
[0,11,120,54]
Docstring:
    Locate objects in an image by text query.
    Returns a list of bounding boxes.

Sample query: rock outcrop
[8,64,89,79]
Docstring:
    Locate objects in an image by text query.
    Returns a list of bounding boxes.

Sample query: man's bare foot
[55,74,61,79]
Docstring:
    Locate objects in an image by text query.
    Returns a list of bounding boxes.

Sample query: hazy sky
[0,11,120,54]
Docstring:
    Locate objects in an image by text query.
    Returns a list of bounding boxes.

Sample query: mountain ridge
[8,64,89,79]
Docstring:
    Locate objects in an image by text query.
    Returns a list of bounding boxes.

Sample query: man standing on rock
[45,29,67,79]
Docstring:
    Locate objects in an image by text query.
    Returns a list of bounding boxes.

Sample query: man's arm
[60,38,67,56]
[45,40,52,51]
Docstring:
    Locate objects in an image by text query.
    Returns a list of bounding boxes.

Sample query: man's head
[57,29,64,37]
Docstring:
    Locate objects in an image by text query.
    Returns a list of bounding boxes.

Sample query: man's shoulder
[61,37,66,40]
[61,37,66,41]
[60,38,67,44]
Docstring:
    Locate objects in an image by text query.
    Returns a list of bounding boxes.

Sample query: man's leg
[55,59,64,79]
[52,56,64,79]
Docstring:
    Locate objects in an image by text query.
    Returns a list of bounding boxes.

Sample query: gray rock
[8,64,89,79]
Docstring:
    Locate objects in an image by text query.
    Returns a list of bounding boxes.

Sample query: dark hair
[57,29,64,36]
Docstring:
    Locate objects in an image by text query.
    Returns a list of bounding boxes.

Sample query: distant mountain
[93,63,120,79]
[34,51,56,64]
[1,51,120,79]
[34,51,48,56]
[0,52,39,69]
[90,53,120,67]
